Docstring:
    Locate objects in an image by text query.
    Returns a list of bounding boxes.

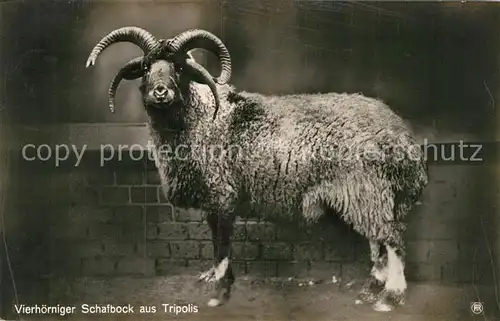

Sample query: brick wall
[38,148,496,285]
[52,154,364,280]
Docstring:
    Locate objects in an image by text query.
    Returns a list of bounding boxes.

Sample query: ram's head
[86,27,232,119]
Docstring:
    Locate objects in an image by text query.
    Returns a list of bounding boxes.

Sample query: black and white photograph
[1,0,499,320]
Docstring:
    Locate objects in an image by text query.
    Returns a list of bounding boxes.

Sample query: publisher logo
[470,301,484,315]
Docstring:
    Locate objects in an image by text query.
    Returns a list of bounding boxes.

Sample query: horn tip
[85,58,95,68]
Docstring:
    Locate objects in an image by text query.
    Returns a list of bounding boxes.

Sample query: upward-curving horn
[85,26,160,68]
[165,29,232,85]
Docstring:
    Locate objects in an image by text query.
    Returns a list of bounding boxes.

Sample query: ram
[86,27,428,312]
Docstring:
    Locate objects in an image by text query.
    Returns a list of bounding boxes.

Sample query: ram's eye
[175,64,184,72]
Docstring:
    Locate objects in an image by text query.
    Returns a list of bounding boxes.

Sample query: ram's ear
[121,57,145,80]
[122,67,143,80]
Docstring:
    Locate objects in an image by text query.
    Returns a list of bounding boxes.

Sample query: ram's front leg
[202,212,236,307]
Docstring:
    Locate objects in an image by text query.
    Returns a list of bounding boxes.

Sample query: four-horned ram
[86,26,428,312]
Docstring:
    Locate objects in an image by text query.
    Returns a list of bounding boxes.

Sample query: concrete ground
[6,275,499,321]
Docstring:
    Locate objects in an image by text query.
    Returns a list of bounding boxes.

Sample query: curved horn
[184,59,221,120]
[165,29,231,85]
[86,27,159,68]
[108,57,144,112]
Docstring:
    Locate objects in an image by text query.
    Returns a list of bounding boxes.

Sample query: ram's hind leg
[372,223,407,312]
[355,240,387,304]
[203,213,235,307]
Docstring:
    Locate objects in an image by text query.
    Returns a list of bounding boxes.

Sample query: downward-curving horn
[183,58,221,120]
[165,29,232,85]
[108,57,144,113]
[85,26,160,68]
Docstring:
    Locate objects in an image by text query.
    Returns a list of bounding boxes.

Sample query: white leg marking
[199,267,215,280]
[200,257,229,283]
[372,246,406,312]
[206,258,229,308]
[214,257,229,281]
[385,246,406,293]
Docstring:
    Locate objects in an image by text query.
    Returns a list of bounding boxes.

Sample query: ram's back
[221,89,428,220]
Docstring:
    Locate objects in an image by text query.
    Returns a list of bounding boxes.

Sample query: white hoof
[354,299,363,305]
[372,301,393,312]
[207,298,221,307]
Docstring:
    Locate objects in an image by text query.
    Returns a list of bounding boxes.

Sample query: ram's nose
[153,84,168,99]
